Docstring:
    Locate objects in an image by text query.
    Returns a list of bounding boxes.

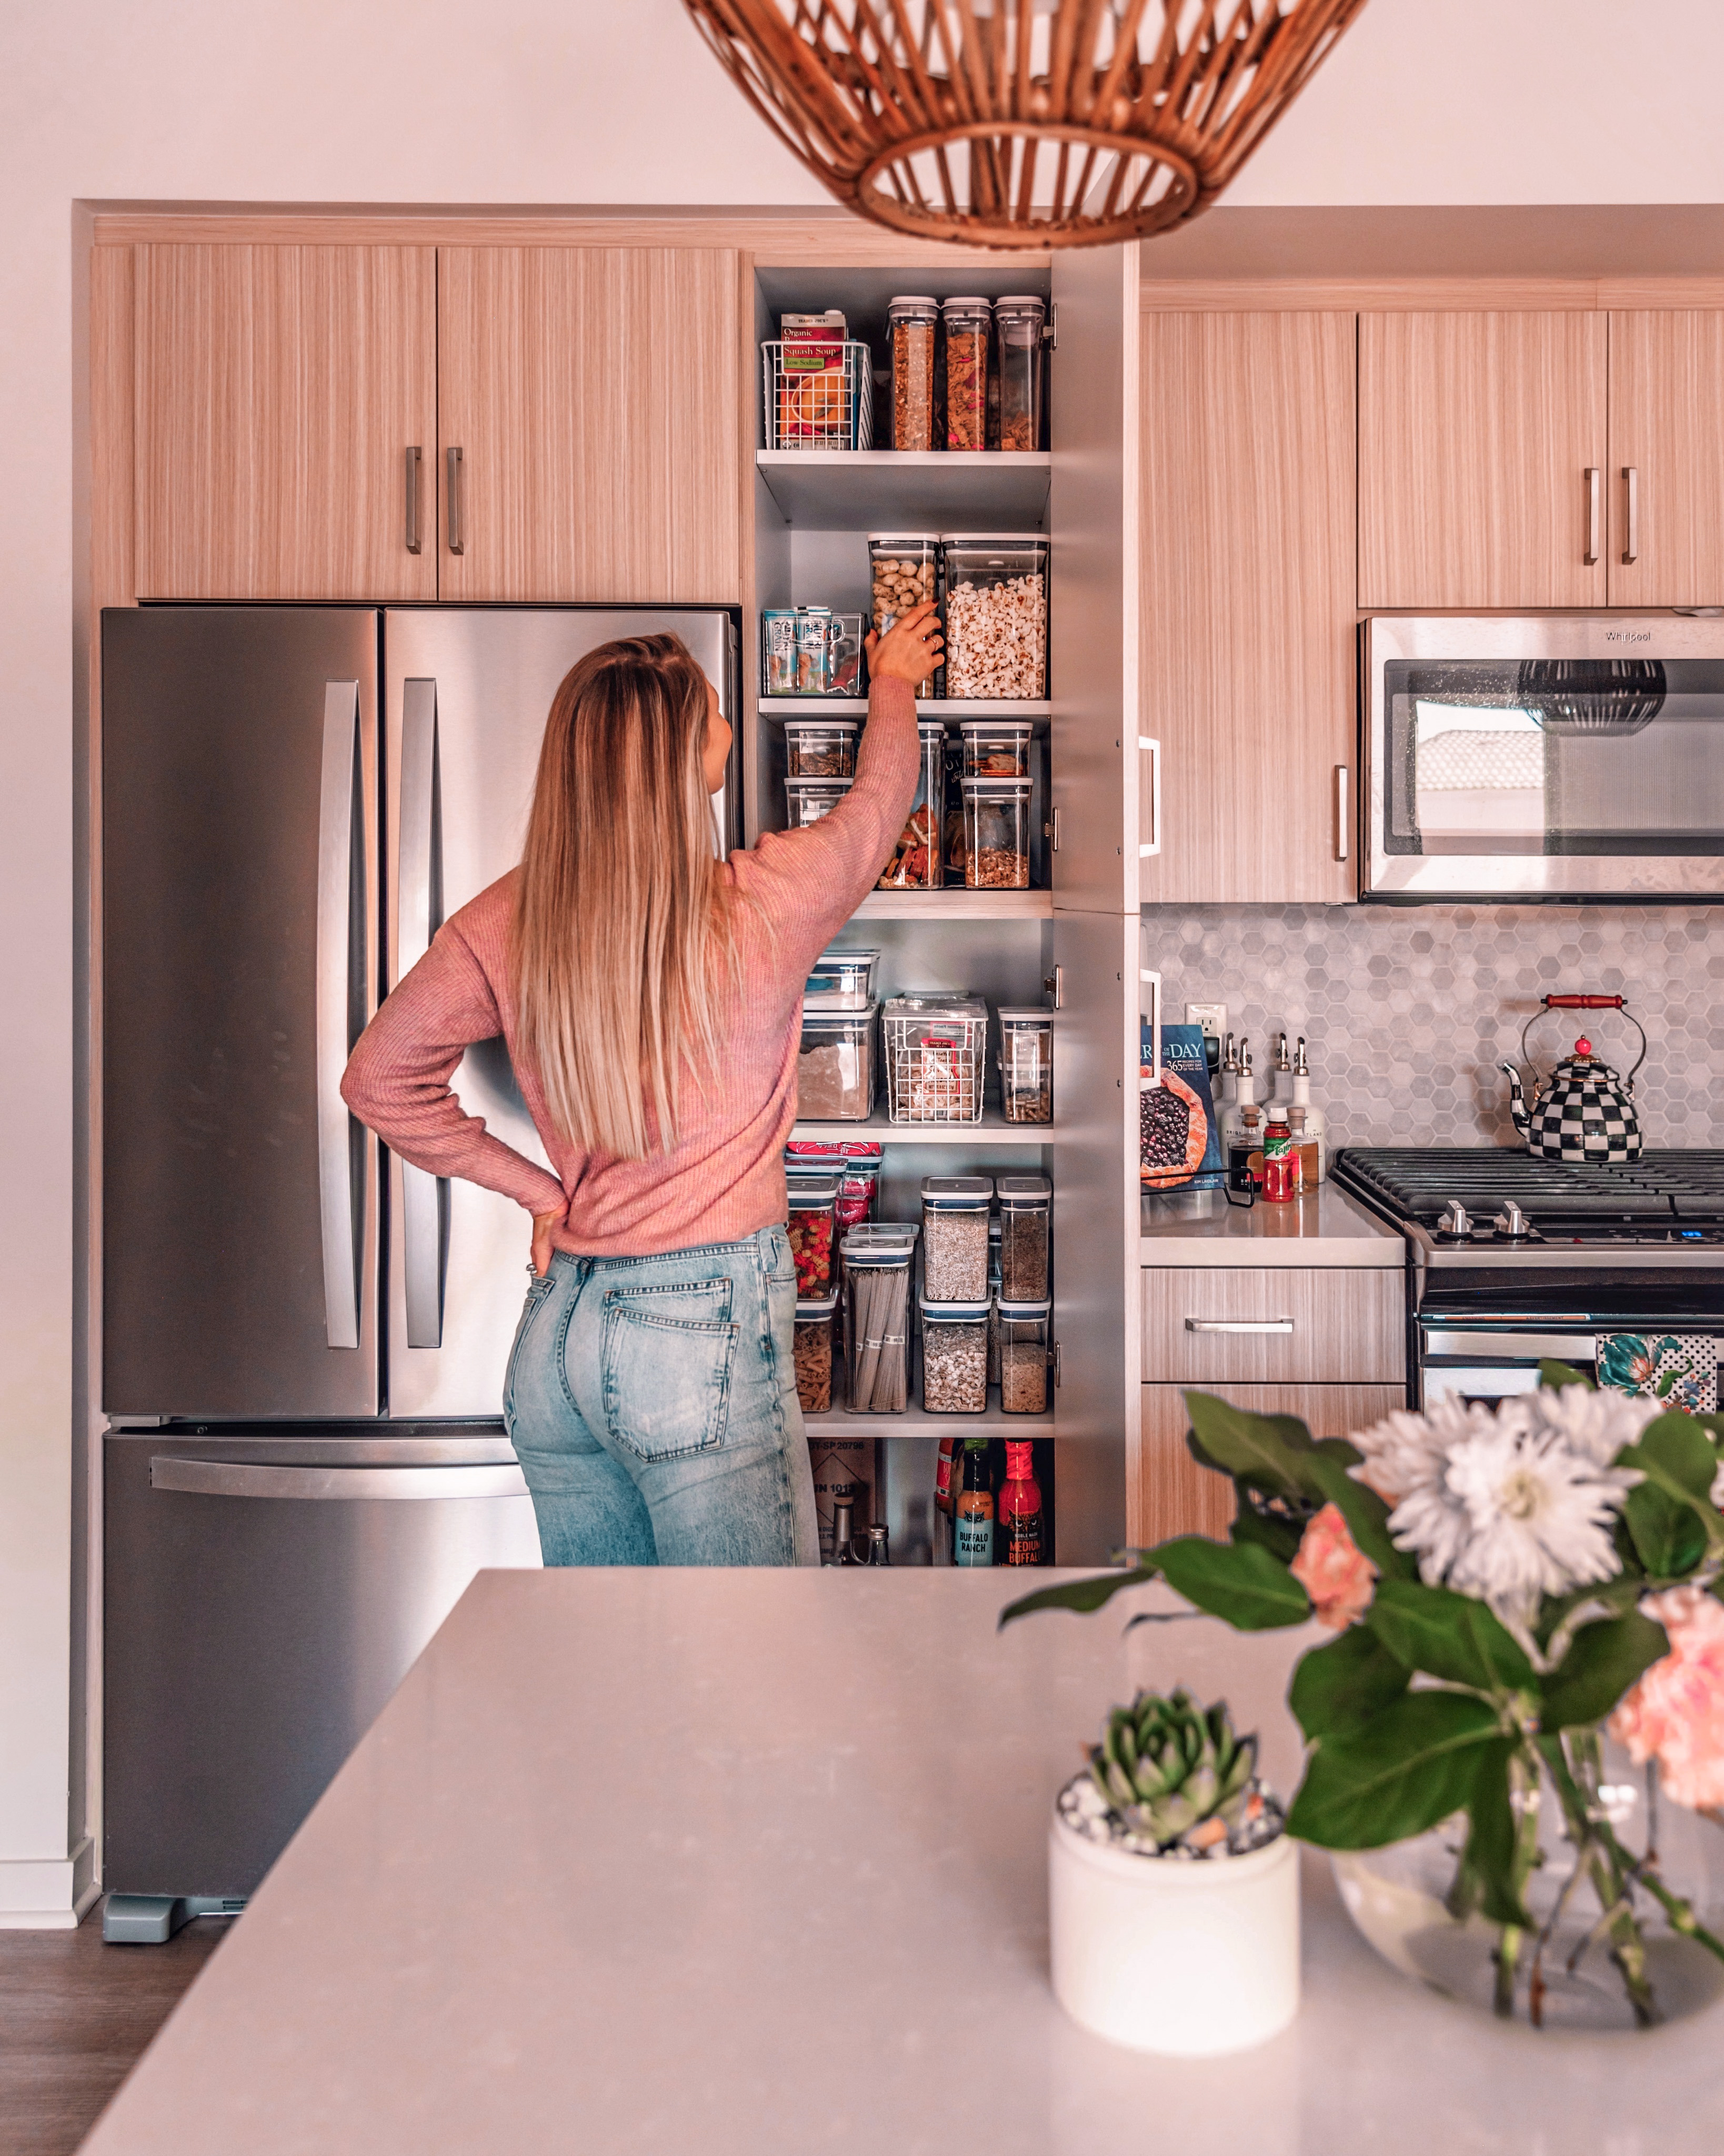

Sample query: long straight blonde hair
[510,634,735,1162]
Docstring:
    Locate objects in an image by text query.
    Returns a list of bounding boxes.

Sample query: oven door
[1365,615,1724,899]
[1420,1326,1599,1409]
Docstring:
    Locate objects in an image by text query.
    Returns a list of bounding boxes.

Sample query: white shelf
[756,450,1051,526]
[790,1109,1053,1146]
[851,889,1052,921]
[760,697,1051,721]
[804,1384,1054,1440]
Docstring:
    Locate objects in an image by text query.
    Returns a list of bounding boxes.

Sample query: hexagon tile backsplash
[1143,903,1721,1152]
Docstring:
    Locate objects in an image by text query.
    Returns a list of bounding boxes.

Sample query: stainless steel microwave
[1364,615,1724,899]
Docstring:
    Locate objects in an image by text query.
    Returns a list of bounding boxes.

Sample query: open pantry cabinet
[740,241,1142,1564]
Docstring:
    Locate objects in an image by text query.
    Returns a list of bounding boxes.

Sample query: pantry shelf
[756,450,1051,526]
[790,1109,1053,1146]
[850,889,1053,920]
[803,1389,1054,1440]
[760,697,1051,722]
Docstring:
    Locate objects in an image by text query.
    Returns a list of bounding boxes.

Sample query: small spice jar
[796,1006,876,1122]
[786,1171,839,1299]
[997,1009,1053,1125]
[843,1228,917,1415]
[867,534,940,697]
[784,776,853,830]
[959,718,1034,777]
[919,1294,990,1414]
[941,297,990,452]
[940,533,1049,700]
[995,295,1047,453]
[996,1173,1051,1301]
[888,295,938,453]
[961,777,1033,889]
[783,718,858,780]
[793,1288,838,1414]
[920,1174,993,1302]
[877,721,946,890]
[997,1299,1051,1414]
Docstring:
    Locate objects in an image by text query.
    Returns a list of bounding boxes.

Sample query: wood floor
[0,1906,234,2154]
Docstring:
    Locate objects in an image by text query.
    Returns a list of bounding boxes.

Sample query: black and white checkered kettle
[1499,994,1647,1164]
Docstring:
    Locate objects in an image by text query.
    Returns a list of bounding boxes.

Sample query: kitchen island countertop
[1141,1180,1406,1266]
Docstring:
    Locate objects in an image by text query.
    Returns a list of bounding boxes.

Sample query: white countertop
[1141,1181,1407,1266]
[87,1571,1720,2155]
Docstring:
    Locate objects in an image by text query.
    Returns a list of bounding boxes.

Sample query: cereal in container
[961,777,1032,889]
[940,533,1048,700]
[942,297,990,452]
[877,721,946,890]
[997,1008,1053,1124]
[919,1175,993,1302]
[867,534,940,697]
[995,296,1047,453]
[918,1294,989,1414]
[889,295,938,452]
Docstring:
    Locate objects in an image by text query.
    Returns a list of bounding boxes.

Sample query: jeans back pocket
[600,1280,737,1463]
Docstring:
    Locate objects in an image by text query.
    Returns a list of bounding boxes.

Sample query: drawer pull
[1185,1317,1295,1334]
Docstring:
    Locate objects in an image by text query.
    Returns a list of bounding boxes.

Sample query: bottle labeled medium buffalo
[998,1441,1044,1565]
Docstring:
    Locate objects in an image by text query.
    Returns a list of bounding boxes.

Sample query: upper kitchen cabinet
[1607,311,1724,607]
[134,245,437,602]
[437,247,741,605]
[1139,311,1357,904]
[1357,311,1608,609]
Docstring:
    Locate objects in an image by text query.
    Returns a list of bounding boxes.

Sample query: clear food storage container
[889,295,938,453]
[996,1173,1051,1301]
[997,1009,1053,1124]
[766,610,864,697]
[920,1175,993,1301]
[987,1216,1003,1384]
[793,1289,838,1414]
[803,945,878,1010]
[783,719,859,779]
[877,721,946,890]
[882,993,988,1125]
[867,534,940,697]
[961,777,1033,889]
[996,295,1047,453]
[919,1294,990,1414]
[959,719,1033,777]
[941,534,1048,700]
[998,1297,1051,1413]
[785,776,853,830]
[797,1005,876,1122]
[786,1171,839,1299]
[942,297,990,452]
[834,1146,881,1232]
[844,1229,916,1415]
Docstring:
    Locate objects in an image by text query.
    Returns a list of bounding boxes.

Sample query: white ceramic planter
[1048,1805,1300,2056]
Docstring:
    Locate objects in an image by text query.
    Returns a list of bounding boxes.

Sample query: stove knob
[1494,1202,1530,1241]
[1438,1200,1474,1237]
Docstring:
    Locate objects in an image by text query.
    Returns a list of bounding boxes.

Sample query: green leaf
[1229,1498,1302,1565]
[1365,1579,1535,1694]
[1625,1481,1710,1576]
[1287,1691,1504,1849]
[1149,1536,1312,1631]
[1289,1625,1410,1741]
[997,1566,1156,1628]
[1297,1450,1418,1581]
[1540,1359,1596,1391]
[1615,1414,1724,1566]
[1540,1611,1670,1732]
[1312,1435,1365,1468]
[1182,1392,1316,1501]
[1455,1738,1533,1931]
[1624,1412,1722,1498]
[1533,1570,1646,1650]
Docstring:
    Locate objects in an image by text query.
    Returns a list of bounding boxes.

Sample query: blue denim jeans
[503,1225,820,1566]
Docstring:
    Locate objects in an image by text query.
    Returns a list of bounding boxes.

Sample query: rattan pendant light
[682,0,1369,251]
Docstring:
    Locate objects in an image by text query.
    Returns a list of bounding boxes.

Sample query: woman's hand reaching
[530,1206,566,1279]
[866,600,943,687]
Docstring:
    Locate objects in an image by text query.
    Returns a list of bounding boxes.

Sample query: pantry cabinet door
[438,247,741,604]
[1357,311,1607,609]
[1138,312,1356,904]
[134,244,437,601]
[1607,311,1724,606]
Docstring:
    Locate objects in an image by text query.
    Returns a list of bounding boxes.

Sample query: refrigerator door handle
[398,680,446,1350]
[316,682,364,1351]
[151,1458,529,1501]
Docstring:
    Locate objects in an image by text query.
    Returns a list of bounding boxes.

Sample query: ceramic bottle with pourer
[1219,1040,1264,1195]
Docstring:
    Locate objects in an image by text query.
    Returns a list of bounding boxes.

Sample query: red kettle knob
[1575,1036,1592,1056]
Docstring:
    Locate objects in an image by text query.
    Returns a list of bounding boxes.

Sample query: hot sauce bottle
[954,1441,996,1568]
[1260,1114,1301,1203]
[998,1441,1044,1566]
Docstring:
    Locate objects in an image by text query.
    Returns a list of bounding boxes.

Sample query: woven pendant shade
[683,0,1369,251]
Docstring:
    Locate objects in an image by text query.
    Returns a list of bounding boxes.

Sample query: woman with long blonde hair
[343,607,940,1563]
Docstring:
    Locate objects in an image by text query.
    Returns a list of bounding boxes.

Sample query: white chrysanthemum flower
[1349,1395,1497,1504]
[1528,1382,1661,1467]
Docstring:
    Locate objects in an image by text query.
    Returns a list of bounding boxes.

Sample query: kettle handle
[1519,996,1648,1092]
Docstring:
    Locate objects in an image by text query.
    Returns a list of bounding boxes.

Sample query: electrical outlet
[1187,1002,1228,1047]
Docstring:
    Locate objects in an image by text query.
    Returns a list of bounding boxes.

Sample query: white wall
[3,0,1722,1919]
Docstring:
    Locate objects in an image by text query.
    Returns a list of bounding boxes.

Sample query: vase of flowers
[1006,1364,1724,2031]
[1048,1688,1300,2055]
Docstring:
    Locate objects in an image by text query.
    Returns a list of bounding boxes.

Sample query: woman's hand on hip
[867,601,944,686]
[530,1206,566,1279]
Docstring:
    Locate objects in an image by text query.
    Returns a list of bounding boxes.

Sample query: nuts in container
[919,1296,989,1414]
[882,994,988,1125]
[961,777,1032,889]
[877,721,946,890]
[868,534,939,697]
[940,534,1048,700]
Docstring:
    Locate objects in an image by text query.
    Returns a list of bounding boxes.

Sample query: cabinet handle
[446,446,465,556]
[1139,967,1161,1084]
[404,446,423,554]
[1137,736,1161,858]
[1585,466,1601,564]
[1334,765,1349,862]
[1622,466,1639,564]
[1185,1317,1295,1334]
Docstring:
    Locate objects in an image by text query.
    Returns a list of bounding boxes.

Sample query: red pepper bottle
[1260,1115,1301,1203]
[999,1441,1044,1566]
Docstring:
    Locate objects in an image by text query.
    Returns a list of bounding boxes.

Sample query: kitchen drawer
[1142,1267,1404,1385]
[1132,1382,1407,1548]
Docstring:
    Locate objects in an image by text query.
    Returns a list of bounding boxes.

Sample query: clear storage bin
[959,719,1033,776]
[783,719,858,779]
[803,945,878,1011]
[793,1289,838,1414]
[867,534,940,697]
[797,1005,876,1122]
[997,1009,1053,1124]
[920,1175,993,1302]
[961,777,1033,889]
[996,1173,1051,1301]
[942,298,990,452]
[786,1171,839,1300]
[889,295,938,453]
[919,1295,990,1414]
[844,1229,916,1414]
[941,534,1048,700]
[877,721,946,890]
[785,776,853,830]
[996,296,1047,453]
[998,1297,1051,1414]
[882,993,988,1125]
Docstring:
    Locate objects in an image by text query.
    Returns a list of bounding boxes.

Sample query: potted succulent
[1048,1687,1299,2055]
[1007,1366,1724,2033]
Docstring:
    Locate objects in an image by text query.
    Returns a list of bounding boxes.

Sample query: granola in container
[942,297,990,452]
[889,295,938,452]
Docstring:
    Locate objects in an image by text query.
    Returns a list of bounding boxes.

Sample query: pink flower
[1290,1503,1378,1630]
[1608,1587,1724,1810]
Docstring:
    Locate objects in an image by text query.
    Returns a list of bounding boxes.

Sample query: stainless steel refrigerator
[101,603,737,1929]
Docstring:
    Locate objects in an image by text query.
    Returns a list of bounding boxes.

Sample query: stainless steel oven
[1364,615,1724,899]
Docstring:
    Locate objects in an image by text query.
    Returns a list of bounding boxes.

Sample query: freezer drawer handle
[150,1458,529,1501]
[398,678,446,1349]
[1185,1317,1295,1334]
[316,683,365,1351]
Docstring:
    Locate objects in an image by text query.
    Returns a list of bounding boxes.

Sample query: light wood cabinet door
[1142,1267,1404,1386]
[1608,311,1724,606]
[1134,1382,1405,1549]
[134,244,436,601]
[438,247,741,605]
[1139,312,1356,904]
[1358,311,1607,609]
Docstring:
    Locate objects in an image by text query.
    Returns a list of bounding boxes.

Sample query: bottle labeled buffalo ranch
[954,1441,995,1567]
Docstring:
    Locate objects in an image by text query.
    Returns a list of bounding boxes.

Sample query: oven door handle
[1422,1330,1598,1362]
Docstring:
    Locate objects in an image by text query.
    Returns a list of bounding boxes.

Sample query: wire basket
[883,998,987,1126]
[762,342,874,452]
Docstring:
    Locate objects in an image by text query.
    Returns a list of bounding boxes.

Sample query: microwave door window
[1411,703,1546,855]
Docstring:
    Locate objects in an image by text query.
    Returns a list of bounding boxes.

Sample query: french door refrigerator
[101,603,737,1924]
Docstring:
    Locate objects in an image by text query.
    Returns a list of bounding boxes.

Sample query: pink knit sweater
[340,676,919,1257]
